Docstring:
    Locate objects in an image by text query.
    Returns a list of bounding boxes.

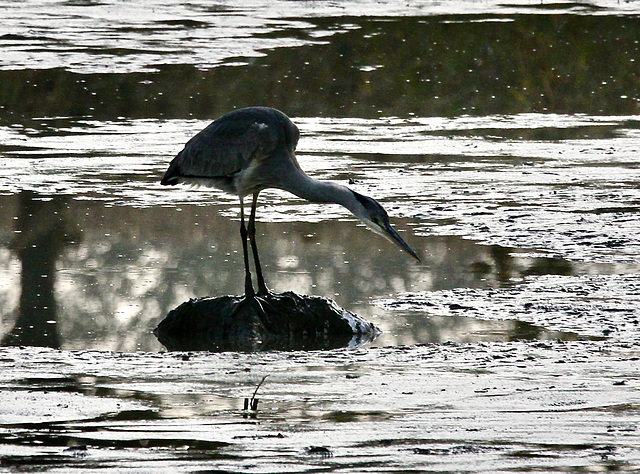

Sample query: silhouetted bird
[161,106,419,296]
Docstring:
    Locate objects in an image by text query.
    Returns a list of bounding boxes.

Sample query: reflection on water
[2,13,639,122]
[1,5,638,352]
[1,5,639,473]
[0,191,596,351]
[2,191,74,348]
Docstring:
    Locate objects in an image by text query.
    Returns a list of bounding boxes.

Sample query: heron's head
[350,191,420,261]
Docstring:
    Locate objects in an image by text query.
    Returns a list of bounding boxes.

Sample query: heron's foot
[236,292,272,327]
[256,282,270,297]
[228,291,262,322]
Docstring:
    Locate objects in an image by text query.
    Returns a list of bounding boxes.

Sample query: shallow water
[2,192,611,351]
[1,0,640,472]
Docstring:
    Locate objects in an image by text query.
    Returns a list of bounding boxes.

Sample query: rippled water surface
[1,1,640,472]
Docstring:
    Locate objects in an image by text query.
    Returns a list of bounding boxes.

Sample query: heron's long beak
[382,223,421,262]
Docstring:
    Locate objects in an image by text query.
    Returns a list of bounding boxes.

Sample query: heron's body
[163,107,361,208]
[162,106,418,296]
[162,108,297,195]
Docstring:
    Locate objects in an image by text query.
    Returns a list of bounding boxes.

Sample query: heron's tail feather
[160,175,179,186]
[161,155,182,185]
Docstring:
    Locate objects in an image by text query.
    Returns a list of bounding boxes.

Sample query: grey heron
[161,106,419,297]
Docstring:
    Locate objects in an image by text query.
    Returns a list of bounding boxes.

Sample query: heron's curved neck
[281,170,356,210]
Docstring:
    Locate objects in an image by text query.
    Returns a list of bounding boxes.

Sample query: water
[1,192,602,351]
[1,1,640,472]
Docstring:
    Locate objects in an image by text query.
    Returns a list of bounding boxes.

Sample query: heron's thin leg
[248,192,269,295]
[240,198,254,297]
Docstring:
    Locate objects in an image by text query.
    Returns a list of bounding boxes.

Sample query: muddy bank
[0,342,638,472]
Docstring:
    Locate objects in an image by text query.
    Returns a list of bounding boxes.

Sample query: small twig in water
[244,375,269,412]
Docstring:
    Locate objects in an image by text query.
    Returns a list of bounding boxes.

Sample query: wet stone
[154,291,380,351]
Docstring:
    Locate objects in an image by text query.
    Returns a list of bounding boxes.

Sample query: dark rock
[154,291,380,351]
[305,446,333,456]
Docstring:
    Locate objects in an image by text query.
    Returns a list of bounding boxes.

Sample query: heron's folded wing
[162,116,278,183]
